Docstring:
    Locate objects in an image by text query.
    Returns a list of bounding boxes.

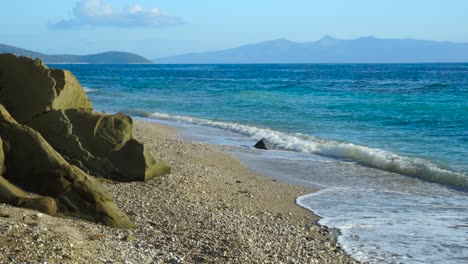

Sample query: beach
[0,120,357,263]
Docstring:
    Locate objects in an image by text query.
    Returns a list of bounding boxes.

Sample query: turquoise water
[57,64,468,263]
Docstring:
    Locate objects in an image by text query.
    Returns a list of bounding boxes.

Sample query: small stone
[123,235,137,242]
[0,212,10,218]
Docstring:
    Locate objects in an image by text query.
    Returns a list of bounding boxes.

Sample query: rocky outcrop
[0,53,92,124]
[0,54,169,228]
[27,109,170,181]
[0,105,134,228]
[0,54,170,182]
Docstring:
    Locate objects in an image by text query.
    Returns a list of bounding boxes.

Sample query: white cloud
[49,0,182,29]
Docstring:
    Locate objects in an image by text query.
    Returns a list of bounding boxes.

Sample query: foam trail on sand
[149,112,468,189]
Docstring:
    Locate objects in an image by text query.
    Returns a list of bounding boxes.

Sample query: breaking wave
[148,112,468,189]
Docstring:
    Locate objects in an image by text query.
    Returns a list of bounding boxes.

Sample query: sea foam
[149,112,468,189]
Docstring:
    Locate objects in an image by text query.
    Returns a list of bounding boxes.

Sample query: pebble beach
[0,120,358,263]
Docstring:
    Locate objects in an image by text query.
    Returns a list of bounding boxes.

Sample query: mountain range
[154,36,468,64]
[0,43,151,64]
[4,36,468,64]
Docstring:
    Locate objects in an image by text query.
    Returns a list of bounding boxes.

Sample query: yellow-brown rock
[27,109,171,181]
[0,54,92,124]
[0,175,58,216]
[0,105,134,228]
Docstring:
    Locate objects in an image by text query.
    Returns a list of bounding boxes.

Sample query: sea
[56,63,468,264]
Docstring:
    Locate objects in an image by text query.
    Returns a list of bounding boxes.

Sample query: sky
[1,0,467,59]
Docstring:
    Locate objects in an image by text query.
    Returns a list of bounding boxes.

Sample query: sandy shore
[0,120,358,263]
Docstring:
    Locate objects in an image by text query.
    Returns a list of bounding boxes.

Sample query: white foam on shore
[149,111,468,189]
[297,187,468,264]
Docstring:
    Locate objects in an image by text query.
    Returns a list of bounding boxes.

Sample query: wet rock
[254,138,274,150]
[0,105,134,228]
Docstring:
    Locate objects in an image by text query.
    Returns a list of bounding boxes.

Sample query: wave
[147,112,468,189]
[83,87,98,93]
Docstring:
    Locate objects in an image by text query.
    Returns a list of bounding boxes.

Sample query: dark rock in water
[0,54,93,124]
[0,104,134,228]
[27,109,171,182]
[254,138,274,150]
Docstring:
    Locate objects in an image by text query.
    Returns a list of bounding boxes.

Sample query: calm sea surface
[57,64,468,264]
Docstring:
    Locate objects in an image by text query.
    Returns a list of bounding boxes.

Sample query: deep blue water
[56,64,468,263]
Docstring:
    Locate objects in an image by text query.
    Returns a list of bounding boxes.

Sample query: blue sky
[1,0,467,58]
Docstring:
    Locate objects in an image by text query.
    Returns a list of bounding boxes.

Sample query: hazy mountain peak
[318,35,336,42]
[316,35,338,46]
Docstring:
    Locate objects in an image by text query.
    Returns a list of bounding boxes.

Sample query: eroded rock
[0,105,134,228]
[0,175,58,216]
[0,54,169,182]
[0,54,92,124]
[27,109,171,181]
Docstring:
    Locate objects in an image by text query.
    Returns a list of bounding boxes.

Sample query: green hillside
[0,43,152,64]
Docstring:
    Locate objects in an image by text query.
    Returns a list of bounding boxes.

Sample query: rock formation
[0,105,134,228]
[0,53,92,124]
[1,136,57,215]
[27,109,170,181]
[0,53,170,182]
[0,54,170,227]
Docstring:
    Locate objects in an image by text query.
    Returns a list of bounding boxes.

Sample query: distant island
[0,43,152,64]
[154,36,468,64]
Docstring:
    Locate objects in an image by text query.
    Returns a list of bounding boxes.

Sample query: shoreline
[0,120,358,263]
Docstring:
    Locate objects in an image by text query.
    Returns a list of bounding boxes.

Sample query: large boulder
[0,105,134,228]
[27,109,171,182]
[1,124,57,216]
[0,54,169,182]
[0,54,92,124]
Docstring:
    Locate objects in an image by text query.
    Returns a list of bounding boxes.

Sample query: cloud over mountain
[49,0,182,29]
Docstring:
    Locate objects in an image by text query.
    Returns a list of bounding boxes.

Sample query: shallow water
[142,117,468,264]
[56,63,468,263]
